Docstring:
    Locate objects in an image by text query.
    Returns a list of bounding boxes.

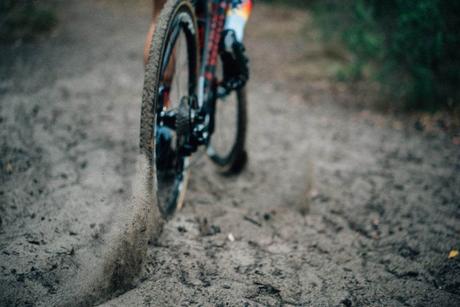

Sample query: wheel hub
[176,96,191,138]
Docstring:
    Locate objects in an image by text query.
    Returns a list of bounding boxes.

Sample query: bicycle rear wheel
[140,0,199,217]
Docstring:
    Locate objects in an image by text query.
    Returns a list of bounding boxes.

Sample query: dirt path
[1,1,459,306]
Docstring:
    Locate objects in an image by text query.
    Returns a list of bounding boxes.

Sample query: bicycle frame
[178,0,231,153]
[195,0,230,107]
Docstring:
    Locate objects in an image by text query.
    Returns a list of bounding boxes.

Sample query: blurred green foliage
[313,0,460,110]
[0,0,57,43]
[261,0,311,9]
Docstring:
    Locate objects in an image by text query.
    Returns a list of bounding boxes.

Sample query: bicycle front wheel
[207,84,248,174]
[140,0,199,217]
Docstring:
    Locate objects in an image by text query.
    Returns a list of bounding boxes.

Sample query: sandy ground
[1,1,460,306]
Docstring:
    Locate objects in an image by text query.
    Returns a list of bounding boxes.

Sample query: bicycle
[140,0,249,217]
